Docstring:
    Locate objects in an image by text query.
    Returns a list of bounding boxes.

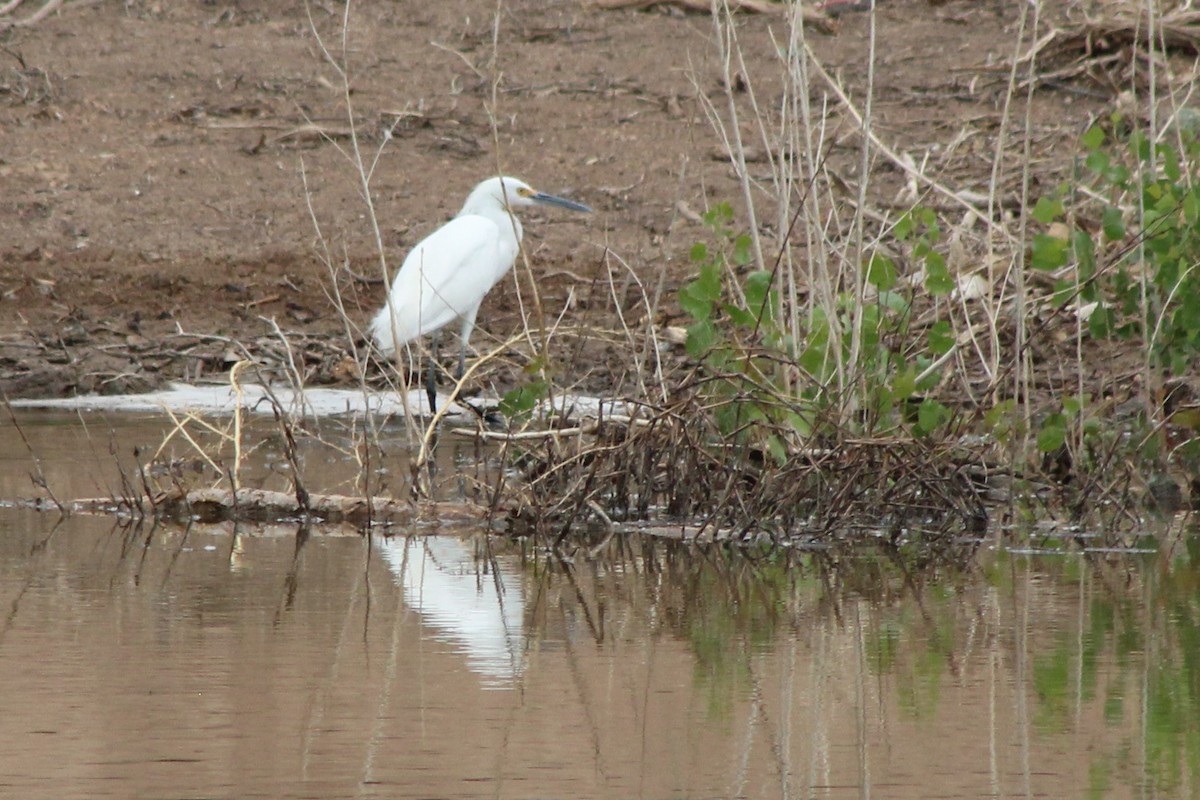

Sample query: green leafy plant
[1071,123,1200,375]
[498,356,550,422]
[678,202,958,457]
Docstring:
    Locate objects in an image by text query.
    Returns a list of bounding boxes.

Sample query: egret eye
[516,187,533,197]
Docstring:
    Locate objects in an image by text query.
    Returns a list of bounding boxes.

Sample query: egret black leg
[456,340,467,382]
[425,334,440,415]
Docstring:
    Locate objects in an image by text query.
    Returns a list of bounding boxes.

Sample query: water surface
[0,412,1196,799]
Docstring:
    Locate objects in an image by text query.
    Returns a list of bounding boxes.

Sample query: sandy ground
[0,0,1106,399]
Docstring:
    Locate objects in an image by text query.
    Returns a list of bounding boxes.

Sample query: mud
[1,1,1108,399]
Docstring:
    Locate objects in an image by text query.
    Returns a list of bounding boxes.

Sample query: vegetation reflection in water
[1000,537,1200,798]
[503,528,1200,797]
[2,494,1199,796]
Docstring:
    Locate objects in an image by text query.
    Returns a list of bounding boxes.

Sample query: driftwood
[1017,9,1200,69]
[16,489,769,544]
[1088,9,1200,55]
[590,0,837,34]
[0,0,104,31]
[51,488,491,529]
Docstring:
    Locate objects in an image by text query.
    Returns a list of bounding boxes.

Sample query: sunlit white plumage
[369,176,591,387]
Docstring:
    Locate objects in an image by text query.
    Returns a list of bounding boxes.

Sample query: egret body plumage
[370,175,591,412]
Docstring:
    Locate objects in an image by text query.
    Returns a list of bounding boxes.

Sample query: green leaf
[1072,229,1096,281]
[1051,279,1075,308]
[1031,233,1069,271]
[1162,144,1181,182]
[877,290,910,314]
[1084,149,1110,176]
[984,399,1016,442]
[1036,413,1069,453]
[1032,197,1065,224]
[702,202,734,233]
[765,435,788,466]
[1129,130,1150,161]
[733,234,753,266]
[924,250,953,296]
[915,399,950,436]
[914,356,941,392]
[921,211,942,242]
[498,380,548,418]
[1184,191,1200,225]
[679,284,712,320]
[1101,206,1125,241]
[858,305,881,349]
[744,271,773,315]
[927,320,954,355]
[891,365,917,400]
[798,344,828,379]
[1081,125,1105,151]
[685,318,718,358]
[784,408,814,437]
[690,242,709,263]
[1172,299,1200,339]
[866,253,898,291]
[679,262,722,320]
[722,303,754,328]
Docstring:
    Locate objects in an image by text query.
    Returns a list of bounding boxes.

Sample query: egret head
[461,175,592,217]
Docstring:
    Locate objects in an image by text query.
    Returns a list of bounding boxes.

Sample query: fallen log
[38,488,492,529]
[589,0,838,34]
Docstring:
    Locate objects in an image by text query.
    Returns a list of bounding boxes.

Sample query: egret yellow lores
[370,175,591,413]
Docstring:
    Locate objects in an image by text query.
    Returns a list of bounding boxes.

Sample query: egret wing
[370,216,511,353]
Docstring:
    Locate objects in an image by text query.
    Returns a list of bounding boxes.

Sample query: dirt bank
[0,1,1102,399]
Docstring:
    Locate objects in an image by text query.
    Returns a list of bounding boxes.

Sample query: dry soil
[0,0,1107,399]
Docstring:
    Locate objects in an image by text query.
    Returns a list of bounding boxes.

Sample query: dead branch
[55,487,490,529]
[0,0,103,31]
[589,0,837,34]
[1014,7,1200,70]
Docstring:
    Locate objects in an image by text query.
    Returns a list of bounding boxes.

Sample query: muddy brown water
[1,411,1197,799]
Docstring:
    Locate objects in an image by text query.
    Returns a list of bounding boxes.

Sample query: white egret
[370,175,591,413]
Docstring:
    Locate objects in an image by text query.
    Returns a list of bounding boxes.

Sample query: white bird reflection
[374,535,526,689]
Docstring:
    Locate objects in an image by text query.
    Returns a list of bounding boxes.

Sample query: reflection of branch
[3,396,64,515]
